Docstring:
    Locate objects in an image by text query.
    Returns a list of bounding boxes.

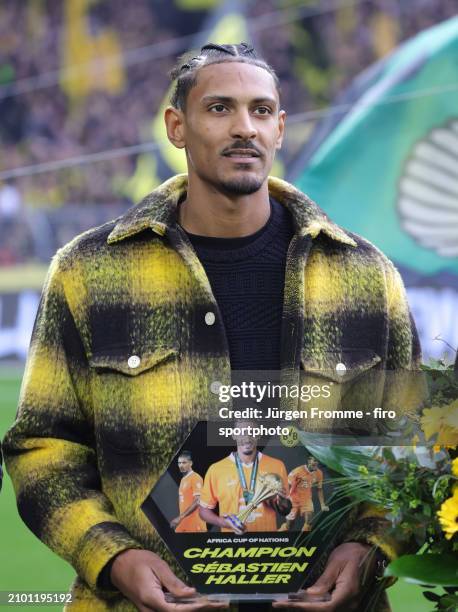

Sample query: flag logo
[398,119,458,258]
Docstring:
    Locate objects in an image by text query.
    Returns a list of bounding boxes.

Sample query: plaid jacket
[3,175,420,610]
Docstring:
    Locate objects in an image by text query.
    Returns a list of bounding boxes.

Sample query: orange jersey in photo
[288,466,323,509]
[176,471,206,533]
[200,452,288,532]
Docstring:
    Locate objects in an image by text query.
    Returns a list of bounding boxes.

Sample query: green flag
[291,17,458,358]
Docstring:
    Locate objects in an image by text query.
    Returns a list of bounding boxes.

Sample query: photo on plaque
[141,421,350,601]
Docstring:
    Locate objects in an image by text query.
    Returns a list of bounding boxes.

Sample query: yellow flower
[445,401,458,429]
[437,490,458,540]
[421,406,444,439]
[421,401,458,446]
[453,458,458,478]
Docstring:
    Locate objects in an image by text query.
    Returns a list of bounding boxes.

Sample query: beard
[218,174,264,196]
[196,165,265,196]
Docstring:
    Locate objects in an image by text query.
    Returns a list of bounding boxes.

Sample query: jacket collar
[107,174,356,247]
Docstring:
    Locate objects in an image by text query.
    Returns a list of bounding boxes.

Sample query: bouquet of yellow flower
[299,360,458,611]
[420,361,458,546]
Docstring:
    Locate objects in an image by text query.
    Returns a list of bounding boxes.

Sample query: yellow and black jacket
[3,175,420,610]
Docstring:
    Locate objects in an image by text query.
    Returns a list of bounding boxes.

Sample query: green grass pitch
[0,370,437,610]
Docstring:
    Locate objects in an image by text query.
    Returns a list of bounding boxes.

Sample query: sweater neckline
[184,199,289,263]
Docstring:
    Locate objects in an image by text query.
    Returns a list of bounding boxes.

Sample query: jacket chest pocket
[89,345,184,457]
[299,349,384,436]
[300,349,382,384]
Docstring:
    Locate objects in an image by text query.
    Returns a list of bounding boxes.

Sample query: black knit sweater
[186,198,294,372]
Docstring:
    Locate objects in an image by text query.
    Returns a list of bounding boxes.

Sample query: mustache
[222,141,262,156]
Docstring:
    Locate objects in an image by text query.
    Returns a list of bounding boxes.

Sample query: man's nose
[230,109,257,140]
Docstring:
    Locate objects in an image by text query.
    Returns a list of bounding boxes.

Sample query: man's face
[233,420,258,456]
[178,456,192,473]
[307,457,318,472]
[167,61,285,196]
[236,435,257,457]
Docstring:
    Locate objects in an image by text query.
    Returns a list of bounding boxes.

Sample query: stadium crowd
[0,0,455,264]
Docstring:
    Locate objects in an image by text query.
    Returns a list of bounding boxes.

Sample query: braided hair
[170,42,280,111]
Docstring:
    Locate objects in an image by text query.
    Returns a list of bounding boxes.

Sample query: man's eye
[254,107,272,115]
[209,104,227,113]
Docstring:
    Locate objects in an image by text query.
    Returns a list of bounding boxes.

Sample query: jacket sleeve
[342,259,422,564]
[384,260,421,370]
[2,254,142,590]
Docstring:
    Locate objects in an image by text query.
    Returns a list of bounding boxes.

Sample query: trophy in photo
[227,472,284,532]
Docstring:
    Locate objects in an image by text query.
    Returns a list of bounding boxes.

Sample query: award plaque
[141,422,346,603]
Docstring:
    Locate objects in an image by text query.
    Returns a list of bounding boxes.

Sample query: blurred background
[0,0,457,609]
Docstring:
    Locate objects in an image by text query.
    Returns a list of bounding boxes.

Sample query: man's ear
[164,106,186,149]
[275,109,286,150]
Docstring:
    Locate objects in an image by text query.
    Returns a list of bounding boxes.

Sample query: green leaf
[298,434,381,479]
[386,554,458,586]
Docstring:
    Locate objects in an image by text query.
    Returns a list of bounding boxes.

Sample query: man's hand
[265,492,292,516]
[199,506,246,534]
[111,549,227,611]
[220,514,246,535]
[273,542,375,611]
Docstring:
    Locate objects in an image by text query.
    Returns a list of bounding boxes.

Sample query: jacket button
[210,381,222,394]
[205,312,216,326]
[128,355,141,369]
[335,362,346,376]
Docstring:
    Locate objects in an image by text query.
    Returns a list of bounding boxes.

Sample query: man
[199,422,290,533]
[3,42,420,611]
[170,452,206,533]
[279,456,329,533]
